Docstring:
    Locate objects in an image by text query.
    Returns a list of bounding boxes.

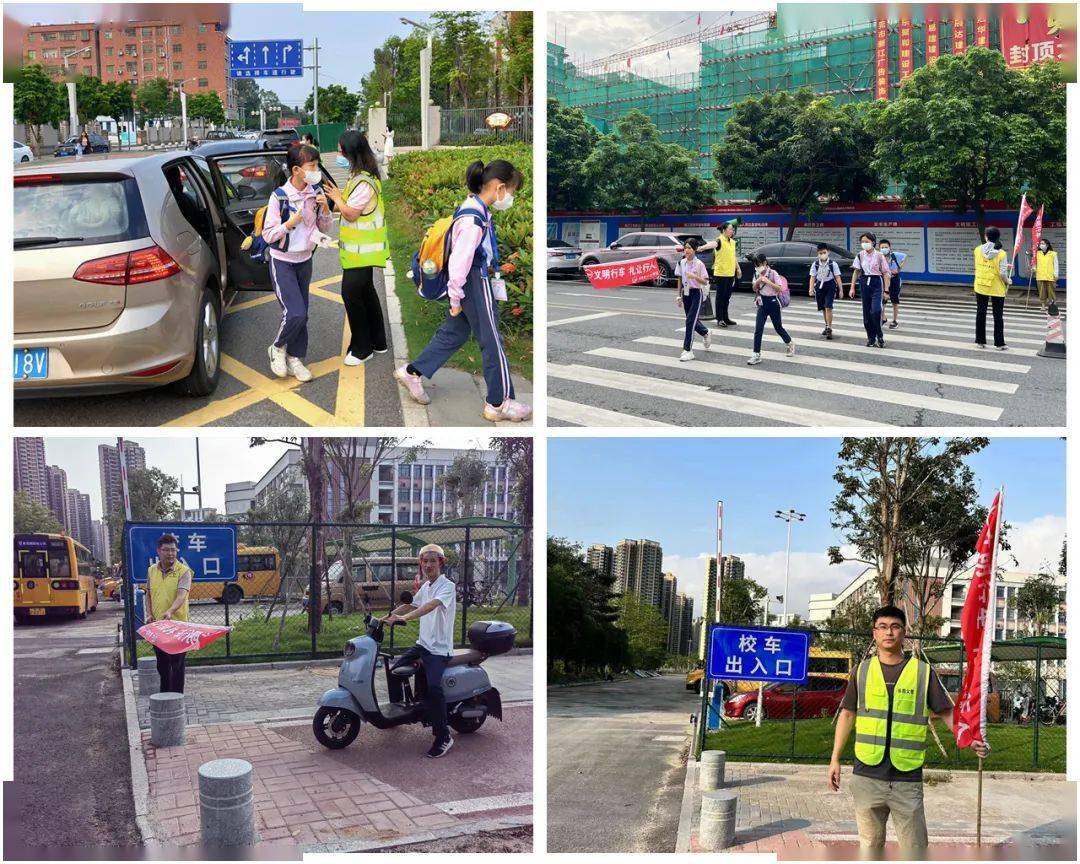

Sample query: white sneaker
[343,352,369,366]
[679,350,695,362]
[268,344,288,378]
[286,355,313,382]
[747,352,762,365]
[703,331,712,350]
[786,341,796,357]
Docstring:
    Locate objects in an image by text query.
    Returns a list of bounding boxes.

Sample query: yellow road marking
[311,285,344,305]
[335,310,365,426]
[226,294,278,315]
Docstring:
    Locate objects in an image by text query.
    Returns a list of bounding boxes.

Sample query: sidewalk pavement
[679,759,1076,859]
[126,653,532,853]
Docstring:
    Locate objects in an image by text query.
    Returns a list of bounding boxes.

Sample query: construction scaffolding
[549,10,1003,178]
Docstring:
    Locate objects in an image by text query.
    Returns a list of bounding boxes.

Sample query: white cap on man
[419,543,446,560]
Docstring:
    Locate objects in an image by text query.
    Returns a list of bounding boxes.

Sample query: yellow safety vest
[973,247,1008,297]
[147,561,192,622]
[713,234,738,278]
[1035,250,1057,282]
[854,656,931,771]
[338,172,388,269]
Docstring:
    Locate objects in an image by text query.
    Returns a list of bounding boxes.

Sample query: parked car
[579,231,715,285]
[547,238,582,277]
[13,140,33,164]
[736,241,856,294]
[203,129,240,142]
[53,132,110,157]
[13,149,337,398]
[724,678,847,721]
[99,576,123,601]
[686,664,705,693]
[258,128,301,149]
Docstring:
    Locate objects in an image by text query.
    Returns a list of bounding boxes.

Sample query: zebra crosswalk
[547,289,1066,428]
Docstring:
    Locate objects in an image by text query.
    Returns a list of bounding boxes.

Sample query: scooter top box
[467,620,516,656]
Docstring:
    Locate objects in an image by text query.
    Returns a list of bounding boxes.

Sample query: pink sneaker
[394,365,430,405]
[483,399,532,422]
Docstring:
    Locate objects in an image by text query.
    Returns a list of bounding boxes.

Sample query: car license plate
[29,608,46,616]
[13,348,48,381]
[564,253,577,260]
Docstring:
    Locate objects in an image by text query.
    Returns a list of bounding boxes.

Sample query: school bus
[185,545,281,604]
[14,533,99,622]
[725,646,854,694]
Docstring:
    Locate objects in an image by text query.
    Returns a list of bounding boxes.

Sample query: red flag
[138,619,231,655]
[1030,206,1045,268]
[697,13,702,26]
[1012,193,1032,259]
[953,490,1002,750]
[583,255,661,289]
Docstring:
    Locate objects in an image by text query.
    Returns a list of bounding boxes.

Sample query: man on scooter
[383,543,457,758]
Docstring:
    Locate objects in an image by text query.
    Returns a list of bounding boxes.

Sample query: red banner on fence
[875,19,890,99]
[583,255,661,289]
[899,18,914,78]
[926,16,941,64]
[952,14,967,54]
[953,489,1002,750]
[1030,205,1045,268]
[138,620,232,655]
[1000,3,1070,68]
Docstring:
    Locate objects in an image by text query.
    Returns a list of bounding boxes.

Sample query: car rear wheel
[20,155,29,162]
[580,257,599,269]
[743,703,760,722]
[653,260,672,287]
[175,288,221,397]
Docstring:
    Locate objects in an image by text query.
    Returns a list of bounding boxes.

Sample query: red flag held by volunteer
[138,619,231,655]
[1012,194,1032,260]
[1030,206,1045,269]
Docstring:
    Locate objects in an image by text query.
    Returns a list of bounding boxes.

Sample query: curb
[302,812,532,853]
[121,669,158,845]
[675,747,698,852]
[382,261,430,427]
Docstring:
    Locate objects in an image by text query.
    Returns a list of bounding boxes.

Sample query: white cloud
[999,514,1066,573]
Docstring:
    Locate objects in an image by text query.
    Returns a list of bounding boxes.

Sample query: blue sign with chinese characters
[228,39,303,78]
[125,523,237,584]
[707,624,810,684]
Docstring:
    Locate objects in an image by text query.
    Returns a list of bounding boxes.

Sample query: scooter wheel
[313,706,361,749]
[449,712,487,734]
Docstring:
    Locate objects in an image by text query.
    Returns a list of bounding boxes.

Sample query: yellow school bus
[186,545,281,604]
[726,645,854,694]
[14,533,99,621]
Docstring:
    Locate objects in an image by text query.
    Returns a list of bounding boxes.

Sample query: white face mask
[492,189,514,211]
[818,254,829,261]
[303,170,322,186]
[861,241,873,251]
[1040,244,1048,251]
[880,247,890,255]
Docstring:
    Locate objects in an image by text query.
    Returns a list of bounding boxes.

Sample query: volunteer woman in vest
[674,239,712,361]
[394,159,532,423]
[828,605,989,859]
[879,238,906,330]
[973,226,1012,350]
[848,232,890,348]
[747,252,794,365]
[1035,238,1059,310]
[144,533,193,694]
[323,130,389,364]
[699,220,742,326]
[262,142,334,382]
[809,242,841,340]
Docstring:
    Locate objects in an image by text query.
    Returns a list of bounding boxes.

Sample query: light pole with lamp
[755,592,785,728]
[774,508,806,624]
[176,76,199,148]
[62,47,93,139]
[400,17,433,149]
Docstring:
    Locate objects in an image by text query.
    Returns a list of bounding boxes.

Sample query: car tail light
[14,174,61,186]
[239,165,268,178]
[52,580,79,590]
[74,245,182,286]
[132,360,182,378]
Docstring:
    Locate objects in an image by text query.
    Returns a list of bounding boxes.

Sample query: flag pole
[977,486,1005,848]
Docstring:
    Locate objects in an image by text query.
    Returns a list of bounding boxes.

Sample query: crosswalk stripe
[547,397,675,426]
[637,337,1019,394]
[781,307,1045,345]
[549,363,891,427]
[549,311,622,327]
[560,292,639,301]
[882,293,1060,312]
[588,347,1004,421]
[790,302,1051,333]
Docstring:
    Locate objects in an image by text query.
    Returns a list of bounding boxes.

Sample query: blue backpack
[240,188,291,263]
[409,204,488,301]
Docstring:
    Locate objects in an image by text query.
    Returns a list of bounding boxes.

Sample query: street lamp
[62,47,93,137]
[774,509,806,624]
[401,17,434,149]
[176,76,200,147]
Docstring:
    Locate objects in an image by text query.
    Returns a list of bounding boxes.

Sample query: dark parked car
[737,241,855,293]
[724,678,847,721]
[54,132,110,157]
[204,130,240,141]
[258,128,301,149]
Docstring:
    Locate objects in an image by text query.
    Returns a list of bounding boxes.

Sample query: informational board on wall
[790,223,849,250]
[850,225,926,274]
[927,224,1015,276]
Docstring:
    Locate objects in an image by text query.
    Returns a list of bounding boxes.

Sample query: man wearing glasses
[827,605,990,859]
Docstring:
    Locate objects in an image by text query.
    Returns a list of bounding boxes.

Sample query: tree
[13,65,66,153]
[547,98,600,211]
[497,11,532,104]
[431,11,495,109]
[584,110,718,233]
[490,437,533,605]
[14,492,63,534]
[438,451,488,519]
[107,467,179,564]
[617,593,669,670]
[716,574,769,626]
[74,75,109,125]
[1010,571,1061,636]
[714,90,883,240]
[101,80,135,125]
[870,48,1066,237]
[303,84,360,125]
[233,78,262,129]
[136,77,174,120]
[188,91,225,125]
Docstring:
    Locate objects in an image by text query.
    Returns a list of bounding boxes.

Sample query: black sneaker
[866,339,875,347]
[821,327,829,336]
[717,320,728,328]
[876,337,885,348]
[825,328,833,341]
[724,320,738,327]
[426,734,454,758]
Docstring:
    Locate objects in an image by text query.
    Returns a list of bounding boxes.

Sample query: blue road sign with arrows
[125,523,237,584]
[707,624,810,684]
[229,40,303,78]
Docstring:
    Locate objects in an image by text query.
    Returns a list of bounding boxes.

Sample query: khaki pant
[1038,280,1057,306]
[849,773,929,860]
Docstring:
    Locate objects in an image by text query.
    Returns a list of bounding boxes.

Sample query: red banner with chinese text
[926,16,941,64]
[952,14,967,54]
[583,255,661,289]
[953,490,1002,750]
[138,620,232,654]
[875,19,890,99]
[1030,206,1045,268]
[975,14,990,47]
[1000,3,1070,68]
[899,18,914,78]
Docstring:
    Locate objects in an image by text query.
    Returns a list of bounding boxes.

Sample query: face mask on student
[492,188,514,211]
[335,154,350,169]
[880,247,890,255]
[304,170,323,186]
[861,241,873,251]
[818,254,829,262]
[1040,243,1048,251]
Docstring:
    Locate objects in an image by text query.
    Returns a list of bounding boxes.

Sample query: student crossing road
[547,282,1065,428]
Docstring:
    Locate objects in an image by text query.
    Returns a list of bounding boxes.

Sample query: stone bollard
[699,750,726,791]
[199,759,256,847]
[149,692,186,747]
[699,789,738,850]
[137,656,159,697]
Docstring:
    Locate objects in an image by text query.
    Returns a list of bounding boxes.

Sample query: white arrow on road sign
[283,44,293,63]
[263,45,270,64]
[238,46,250,65]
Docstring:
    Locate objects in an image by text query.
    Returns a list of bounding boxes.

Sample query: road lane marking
[589,347,1004,421]
[652,735,688,742]
[783,306,1045,345]
[549,311,622,327]
[549,363,891,427]
[77,646,117,654]
[548,397,675,427]
[435,793,533,815]
[559,292,640,301]
[335,306,366,426]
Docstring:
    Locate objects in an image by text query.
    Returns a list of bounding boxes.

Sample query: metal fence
[121,518,530,667]
[440,105,533,145]
[695,626,1065,772]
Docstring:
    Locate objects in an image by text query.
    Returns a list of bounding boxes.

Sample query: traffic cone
[1037,301,1066,359]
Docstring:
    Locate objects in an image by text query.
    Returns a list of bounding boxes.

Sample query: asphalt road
[547,674,698,853]
[548,278,1066,427]
[6,604,142,858]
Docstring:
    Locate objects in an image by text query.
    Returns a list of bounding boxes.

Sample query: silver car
[578,231,715,284]
[547,238,581,277]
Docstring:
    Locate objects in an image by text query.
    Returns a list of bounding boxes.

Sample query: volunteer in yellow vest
[828,605,989,860]
[145,534,193,694]
[325,130,390,365]
[1035,238,1059,310]
[972,225,1012,350]
[700,220,742,327]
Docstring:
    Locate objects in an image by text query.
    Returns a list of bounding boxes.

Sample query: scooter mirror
[400,590,413,604]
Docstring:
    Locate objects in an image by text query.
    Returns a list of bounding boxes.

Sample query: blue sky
[6,5,444,105]
[549,437,1066,615]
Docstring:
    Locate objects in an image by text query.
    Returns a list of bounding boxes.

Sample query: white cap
[419,543,446,559]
